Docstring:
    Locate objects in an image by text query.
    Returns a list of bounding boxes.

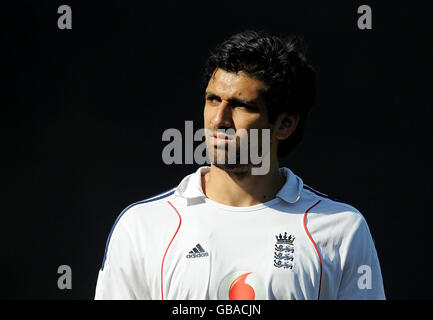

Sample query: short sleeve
[94,216,151,300]
[337,217,386,299]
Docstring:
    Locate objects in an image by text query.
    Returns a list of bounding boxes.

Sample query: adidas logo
[186,243,209,258]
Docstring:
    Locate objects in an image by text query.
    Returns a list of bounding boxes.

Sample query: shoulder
[100,187,179,270]
[301,183,368,237]
[113,187,178,228]
[300,184,379,268]
[302,183,362,215]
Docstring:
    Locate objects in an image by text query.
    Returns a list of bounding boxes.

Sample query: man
[95,30,385,299]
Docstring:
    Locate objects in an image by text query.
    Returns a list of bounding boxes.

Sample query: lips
[212,132,235,146]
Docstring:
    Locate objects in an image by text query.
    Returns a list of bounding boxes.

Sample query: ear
[274,113,300,141]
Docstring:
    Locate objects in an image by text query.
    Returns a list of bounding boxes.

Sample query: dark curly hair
[203,30,316,157]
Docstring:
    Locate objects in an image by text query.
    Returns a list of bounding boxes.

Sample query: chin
[212,162,251,174]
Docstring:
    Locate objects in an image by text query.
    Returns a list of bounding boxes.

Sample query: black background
[2,1,432,299]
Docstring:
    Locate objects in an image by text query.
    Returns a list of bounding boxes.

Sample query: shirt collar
[174,166,209,200]
[174,166,303,204]
[276,167,304,203]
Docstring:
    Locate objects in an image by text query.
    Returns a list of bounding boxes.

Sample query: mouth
[212,133,235,146]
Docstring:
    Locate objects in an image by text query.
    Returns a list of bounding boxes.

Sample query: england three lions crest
[274,232,295,270]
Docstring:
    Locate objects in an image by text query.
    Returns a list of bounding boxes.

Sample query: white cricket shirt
[95,166,385,300]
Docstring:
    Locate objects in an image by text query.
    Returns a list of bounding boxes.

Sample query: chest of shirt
[145,207,322,300]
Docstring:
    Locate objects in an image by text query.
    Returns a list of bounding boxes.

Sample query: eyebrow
[205,90,258,107]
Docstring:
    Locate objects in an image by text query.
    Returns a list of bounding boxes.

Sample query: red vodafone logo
[217,271,266,300]
[229,272,255,299]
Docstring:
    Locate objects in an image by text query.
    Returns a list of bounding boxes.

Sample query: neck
[201,161,285,207]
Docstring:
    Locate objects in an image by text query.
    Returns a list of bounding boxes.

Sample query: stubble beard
[205,129,249,177]
[207,131,268,179]
[210,143,250,175]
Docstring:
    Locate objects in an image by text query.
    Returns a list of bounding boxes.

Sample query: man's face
[204,68,275,172]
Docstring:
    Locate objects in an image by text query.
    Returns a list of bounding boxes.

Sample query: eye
[206,95,220,103]
[235,104,257,112]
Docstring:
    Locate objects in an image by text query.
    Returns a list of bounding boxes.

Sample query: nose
[211,100,233,129]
